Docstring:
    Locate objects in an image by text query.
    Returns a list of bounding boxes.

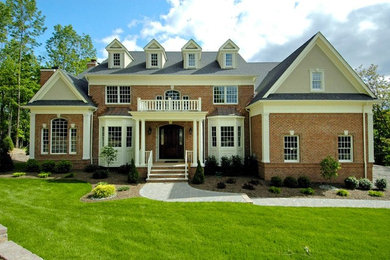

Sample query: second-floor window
[188,53,195,67]
[106,86,131,104]
[151,53,158,67]
[213,86,238,104]
[113,53,121,67]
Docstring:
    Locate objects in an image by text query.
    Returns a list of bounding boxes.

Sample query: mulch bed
[190,175,390,200]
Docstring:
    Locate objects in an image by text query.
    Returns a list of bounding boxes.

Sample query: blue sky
[35,0,390,76]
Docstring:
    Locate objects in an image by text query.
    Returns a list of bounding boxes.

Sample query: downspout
[90,112,94,164]
[203,118,205,163]
[362,107,367,178]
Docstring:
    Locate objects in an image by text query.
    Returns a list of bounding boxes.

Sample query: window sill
[284,160,299,163]
[339,160,353,163]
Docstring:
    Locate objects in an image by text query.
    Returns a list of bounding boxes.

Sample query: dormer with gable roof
[181,39,202,69]
[217,39,239,69]
[106,39,134,69]
[144,39,167,69]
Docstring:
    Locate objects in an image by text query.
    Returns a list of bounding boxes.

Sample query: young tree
[45,24,96,75]
[320,156,341,183]
[100,146,118,169]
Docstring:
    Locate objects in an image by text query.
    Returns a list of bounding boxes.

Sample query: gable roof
[106,39,134,61]
[181,39,202,51]
[144,39,167,60]
[219,39,239,52]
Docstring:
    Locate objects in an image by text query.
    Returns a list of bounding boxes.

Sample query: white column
[140,119,146,165]
[192,120,198,165]
[134,119,140,166]
[82,112,92,159]
[198,119,203,165]
[29,113,35,159]
[262,113,270,163]
[367,112,374,163]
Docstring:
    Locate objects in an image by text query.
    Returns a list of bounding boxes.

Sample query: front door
[159,125,184,159]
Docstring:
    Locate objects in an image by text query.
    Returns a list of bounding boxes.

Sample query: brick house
[25,32,376,182]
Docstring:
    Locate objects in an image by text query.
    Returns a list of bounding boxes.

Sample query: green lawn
[0,178,389,259]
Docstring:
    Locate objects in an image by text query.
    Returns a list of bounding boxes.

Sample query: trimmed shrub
[242,183,255,190]
[300,187,315,195]
[268,186,281,194]
[97,182,108,185]
[204,156,218,175]
[118,186,130,192]
[25,159,40,172]
[217,182,226,189]
[231,155,243,175]
[91,184,116,199]
[38,172,51,178]
[54,160,72,173]
[192,160,205,184]
[344,176,359,190]
[41,161,56,172]
[320,156,341,182]
[249,179,260,186]
[226,178,236,184]
[118,163,131,174]
[92,169,109,179]
[375,178,387,191]
[368,190,384,197]
[298,176,311,188]
[64,172,74,178]
[270,176,283,187]
[84,164,99,173]
[13,172,26,177]
[0,151,13,172]
[2,136,14,152]
[283,176,298,188]
[220,156,232,176]
[244,155,258,176]
[128,159,139,184]
[358,178,373,190]
[337,189,349,197]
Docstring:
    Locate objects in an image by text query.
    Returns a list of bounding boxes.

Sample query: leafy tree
[320,156,341,182]
[100,146,117,168]
[45,24,96,75]
[0,2,11,43]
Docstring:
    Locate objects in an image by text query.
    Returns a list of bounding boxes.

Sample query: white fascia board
[25,106,96,114]
[207,115,245,119]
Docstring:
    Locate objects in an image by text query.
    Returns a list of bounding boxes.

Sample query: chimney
[87,59,98,69]
[40,67,57,86]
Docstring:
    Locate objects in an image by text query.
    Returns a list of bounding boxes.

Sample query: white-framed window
[225,53,233,67]
[51,118,68,154]
[151,53,158,67]
[113,53,121,67]
[106,86,131,104]
[108,126,122,147]
[41,128,49,154]
[188,53,195,67]
[311,70,324,91]
[126,127,132,147]
[165,90,180,100]
[211,126,217,147]
[183,95,189,110]
[238,126,241,147]
[338,135,353,162]
[284,135,299,162]
[69,128,77,154]
[221,126,234,147]
[101,127,105,147]
[213,86,238,104]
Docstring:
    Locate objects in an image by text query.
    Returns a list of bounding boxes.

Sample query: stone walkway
[373,164,390,183]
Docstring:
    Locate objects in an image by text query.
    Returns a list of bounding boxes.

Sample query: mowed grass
[0,178,389,259]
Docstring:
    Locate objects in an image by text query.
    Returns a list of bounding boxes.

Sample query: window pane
[126,127,132,147]
[51,119,68,153]
[312,72,322,90]
[284,136,298,161]
[151,53,158,66]
[108,126,122,147]
[106,86,118,103]
[119,86,131,103]
[225,53,232,67]
[213,86,225,103]
[338,136,352,161]
[212,126,217,147]
[226,86,238,103]
[113,53,120,66]
[221,126,234,147]
[188,53,195,67]
[101,127,105,147]
[70,128,77,153]
[165,90,180,100]
[42,128,49,153]
[238,126,241,147]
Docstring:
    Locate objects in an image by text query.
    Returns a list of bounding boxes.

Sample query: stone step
[149,173,185,176]
[151,169,185,172]
[0,241,42,260]
[146,177,188,182]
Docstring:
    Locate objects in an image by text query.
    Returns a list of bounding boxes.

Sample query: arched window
[51,118,68,154]
[165,90,180,100]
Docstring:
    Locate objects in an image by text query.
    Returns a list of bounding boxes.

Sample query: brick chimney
[87,59,98,69]
[40,68,57,86]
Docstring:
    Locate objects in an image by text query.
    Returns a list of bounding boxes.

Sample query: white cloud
[100,28,124,45]
[122,35,143,51]
[358,20,378,32]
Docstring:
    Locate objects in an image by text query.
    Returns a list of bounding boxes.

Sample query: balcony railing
[137,98,201,112]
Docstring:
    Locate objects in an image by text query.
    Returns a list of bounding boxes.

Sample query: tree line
[0,0,96,149]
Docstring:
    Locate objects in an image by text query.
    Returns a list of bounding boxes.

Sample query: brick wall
[250,114,263,177]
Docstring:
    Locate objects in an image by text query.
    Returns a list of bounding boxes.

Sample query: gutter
[363,107,367,178]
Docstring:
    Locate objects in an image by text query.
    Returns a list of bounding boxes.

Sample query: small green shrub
[91,184,116,198]
[270,176,282,187]
[84,164,99,173]
[337,189,349,197]
[205,156,218,175]
[41,160,56,172]
[231,155,243,175]
[118,163,131,174]
[242,183,255,190]
[217,182,226,189]
[54,160,72,173]
[375,178,387,191]
[25,159,40,172]
[38,172,51,178]
[226,178,236,184]
[298,176,311,188]
[220,156,232,176]
[358,178,373,190]
[283,176,298,188]
[320,156,341,182]
[118,186,130,192]
[64,172,74,178]
[368,190,384,197]
[192,160,205,184]
[249,179,260,186]
[127,159,139,184]
[93,169,109,179]
[13,172,26,177]
[2,136,14,152]
[244,155,258,176]
[268,186,281,194]
[344,176,359,190]
[300,187,315,195]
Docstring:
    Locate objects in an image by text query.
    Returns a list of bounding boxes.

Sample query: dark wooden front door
[159,125,184,159]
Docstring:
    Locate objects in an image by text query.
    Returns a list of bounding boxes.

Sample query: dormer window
[217,39,239,69]
[105,39,134,69]
[144,39,167,69]
[188,53,196,67]
[151,53,158,67]
[113,53,121,67]
[225,53,232,67]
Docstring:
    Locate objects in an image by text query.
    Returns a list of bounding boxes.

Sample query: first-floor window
[238,126,241,147]
[221,126,234,147]
[70,128,77,154]
[41,128,49,154]
[211,126,217,147]
[51,118,68,154]
[108,126,122,147]
[101,127,105,147]
[284,135,299,162]
[126,127,132,147]
[338,136,352,162]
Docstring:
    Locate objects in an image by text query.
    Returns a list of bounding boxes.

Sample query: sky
[35,0,390,76]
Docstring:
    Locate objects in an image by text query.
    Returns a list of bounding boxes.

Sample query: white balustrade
[137,98,201,111]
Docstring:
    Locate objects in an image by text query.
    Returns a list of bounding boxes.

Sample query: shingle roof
[208,107,243,117]
[102,107,131,116]
[260,93,375,101]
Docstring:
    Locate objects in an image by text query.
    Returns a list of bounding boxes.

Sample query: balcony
[137,98,202,112]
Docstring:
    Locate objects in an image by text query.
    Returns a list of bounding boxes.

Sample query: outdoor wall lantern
[148,127,152,135]
[189,127,192,135]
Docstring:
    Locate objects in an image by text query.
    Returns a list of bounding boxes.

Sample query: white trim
[192,120,198,165]
[82,112,92,159]
[131,111,207,121]
[134,119,140,166]
[367,112,374,163]
[262,113,270,163]
[338,135,353,163]
[29,113,35,159]
[283,135,299,163]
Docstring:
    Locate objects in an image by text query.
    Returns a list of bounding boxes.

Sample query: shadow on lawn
[46,178,87,184]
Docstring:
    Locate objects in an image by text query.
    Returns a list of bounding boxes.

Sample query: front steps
[147,163,188,182]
